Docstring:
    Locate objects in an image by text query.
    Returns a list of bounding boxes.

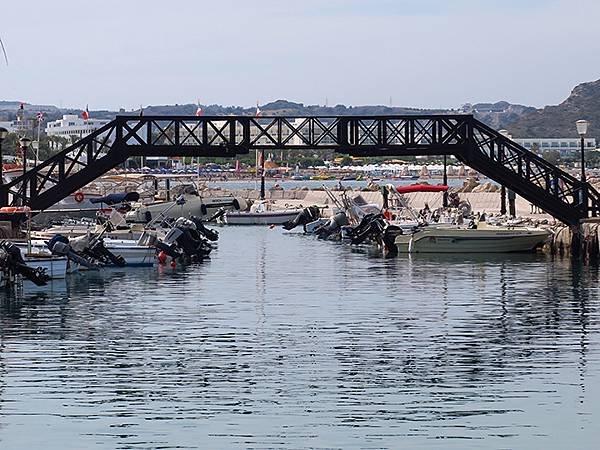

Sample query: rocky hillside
[508,79,600,139]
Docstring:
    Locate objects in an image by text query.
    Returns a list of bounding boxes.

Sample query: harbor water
[1,226,599,449]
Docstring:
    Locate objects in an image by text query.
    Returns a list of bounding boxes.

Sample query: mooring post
[500,185,507,215]
[507,189,516,217]
[165,178,171,202]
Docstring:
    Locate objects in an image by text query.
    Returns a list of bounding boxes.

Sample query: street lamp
[0,127,8,185]
[19,137,32,178]
[576,120,589,182]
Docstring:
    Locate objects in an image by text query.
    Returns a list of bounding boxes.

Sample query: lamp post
[576,120,589,214]
[0,127,8,185]
[19,137,32,178]
[442,154,448,207]
[576,120,589,182]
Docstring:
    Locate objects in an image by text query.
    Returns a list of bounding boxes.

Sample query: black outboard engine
[161,217,212,261]
[282,206,320,231]
[47,234,97,269]
[348,214,387,245]
[189,216,219,242]
[0,241,51,286]
[381,225,403,257]
[314,212,349,239]
[85,239,127,267]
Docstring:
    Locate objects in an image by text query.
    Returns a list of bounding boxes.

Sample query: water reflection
[0,228,599,448]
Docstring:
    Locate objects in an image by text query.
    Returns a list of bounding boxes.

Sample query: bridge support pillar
[500,186,507,215]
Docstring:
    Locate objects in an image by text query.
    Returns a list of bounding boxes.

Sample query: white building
[0,121,17,133]
[45,114,109,141]
[512,137,596,157]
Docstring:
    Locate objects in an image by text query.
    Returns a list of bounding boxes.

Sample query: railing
[0,114,598,225]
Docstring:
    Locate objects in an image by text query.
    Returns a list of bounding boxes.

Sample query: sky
[1,0,599,110]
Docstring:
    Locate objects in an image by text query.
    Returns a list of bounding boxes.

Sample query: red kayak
[396,184,449,194]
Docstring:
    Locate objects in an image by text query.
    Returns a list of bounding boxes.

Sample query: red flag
[82,105,90,120]
[255,102,261,118]
[195,105,203,116]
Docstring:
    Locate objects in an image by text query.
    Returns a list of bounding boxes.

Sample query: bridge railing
[1,121,120,206]
[117,115,471,153]
[467,119,599,220]
[2,113,599,225]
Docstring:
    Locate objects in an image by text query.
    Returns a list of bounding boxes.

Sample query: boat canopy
[90,192,140,205]
[396,184,449,194]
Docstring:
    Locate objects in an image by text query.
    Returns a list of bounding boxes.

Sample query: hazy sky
[1,0,599,110]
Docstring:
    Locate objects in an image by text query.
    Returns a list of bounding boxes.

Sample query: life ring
[74,192,85,203]
[0,206,31,213]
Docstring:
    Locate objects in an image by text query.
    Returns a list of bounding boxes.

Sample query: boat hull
[225,210,301,225]
[394,227,550,253]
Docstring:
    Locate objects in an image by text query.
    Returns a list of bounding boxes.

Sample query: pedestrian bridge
[1,114,598,225]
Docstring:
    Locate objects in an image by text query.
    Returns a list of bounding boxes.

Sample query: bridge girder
[0,114,597,226]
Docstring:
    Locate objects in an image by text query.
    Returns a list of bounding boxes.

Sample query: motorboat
[224,200,303,225]
[0,241,66,288]
[392,223,550,253]
[125,192,247,223]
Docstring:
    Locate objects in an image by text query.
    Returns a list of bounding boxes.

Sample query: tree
[543,149,561,165]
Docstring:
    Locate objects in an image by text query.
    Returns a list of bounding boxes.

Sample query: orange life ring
[74,192,85,203]
[0,206,31,213]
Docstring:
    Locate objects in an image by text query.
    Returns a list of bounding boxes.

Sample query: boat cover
[396,184,449,194]
[90,192,140,205]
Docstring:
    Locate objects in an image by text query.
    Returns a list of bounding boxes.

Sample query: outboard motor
[189,216,219,242]
[381,225,403,257]
[161,217,212,260]
[86,239,126,267]
[348,214,387,245]
[314,212,350,239]
[282,206,320,231]
[47,234,97,269]
[0,241,51,286]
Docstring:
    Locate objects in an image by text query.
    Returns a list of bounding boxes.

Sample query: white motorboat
[224,200,303,225]
[393,224,551,253]
[102,238,156,267]
[23,253,68,279]
[125,193,247,223]
[7,242,69,279]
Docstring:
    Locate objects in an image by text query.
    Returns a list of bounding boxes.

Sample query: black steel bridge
[1,114,598,226]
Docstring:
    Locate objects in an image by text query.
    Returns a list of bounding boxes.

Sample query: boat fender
[233,198,241,210]
[170,259,177,268]
[74,192,85,203]
[157,251,167,265]
[200,204,208,216]
[144,211,152,223]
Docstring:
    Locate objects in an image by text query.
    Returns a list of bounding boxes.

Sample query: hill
[0,99,537,131]
[508,79,600,139]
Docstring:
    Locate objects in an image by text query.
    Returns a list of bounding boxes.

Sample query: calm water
[1,227,599,449]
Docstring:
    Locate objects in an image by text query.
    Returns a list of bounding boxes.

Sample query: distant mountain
[508,79,600,139]
[0,98,536,131]
[462,101,537,130]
